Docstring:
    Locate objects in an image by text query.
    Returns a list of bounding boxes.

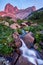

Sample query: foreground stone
[39,51,43,59]
[23,33,34,48]
[0,52,19,65]
[21,22,28,28]
[13,32,22,48]
[10,23,21,29]
[15,56,34,65]
[11,52,19,65]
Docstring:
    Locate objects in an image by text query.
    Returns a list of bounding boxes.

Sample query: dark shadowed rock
[15,56,34,65]
[11,52,19,65]
[15,49,22,55]
[38,50,43,59]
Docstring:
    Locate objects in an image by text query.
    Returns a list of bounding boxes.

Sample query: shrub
[28,11,43,23]
[0,24,15,55]
[17,19,23,25]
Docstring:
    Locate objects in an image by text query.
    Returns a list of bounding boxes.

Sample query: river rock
[11,52,19,65]
[37,49,43,59]
[15,56,34,65]
[23,33,34,48]
[13,32,22,48]
[15,48,23,55]
[0,62,2,65]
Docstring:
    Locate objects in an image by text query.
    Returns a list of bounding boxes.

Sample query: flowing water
[20,39,43,65]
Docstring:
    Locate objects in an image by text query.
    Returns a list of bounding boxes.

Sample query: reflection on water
[20,39,43,65]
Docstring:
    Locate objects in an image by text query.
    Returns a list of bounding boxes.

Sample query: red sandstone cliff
[0,3,36,20]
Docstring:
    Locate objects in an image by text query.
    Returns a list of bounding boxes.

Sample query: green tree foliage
[23,25,43,33]
[28,11,43,23]
[17,19,23,24]
[35,33,43,43]
[17,28,22,34]
[0,44,13,55]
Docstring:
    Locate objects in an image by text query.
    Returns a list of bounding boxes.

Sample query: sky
[0,0,43,11]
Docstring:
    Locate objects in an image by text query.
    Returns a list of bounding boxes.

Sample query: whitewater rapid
[20,39,43,65]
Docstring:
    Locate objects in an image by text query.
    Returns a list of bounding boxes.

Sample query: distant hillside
[24,7,43,23]
[24,7,43,20]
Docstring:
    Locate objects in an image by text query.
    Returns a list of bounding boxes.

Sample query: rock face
[0,3,36,21]
[13,32,22,48]
[15,56,34,65]
[10,23,21,29]
[11,52,19,65]
[0,11,7,17]
[4,3,18,14]
[23,33,34,48]
[16,6,36,19]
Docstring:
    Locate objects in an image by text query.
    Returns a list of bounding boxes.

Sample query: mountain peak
[31,6,36,11]
[4,3,18,13]
[0,3,36,21]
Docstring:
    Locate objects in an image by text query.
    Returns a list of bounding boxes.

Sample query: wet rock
[0,57,10,65]
[23,33,34,48]
[12,52,19,65]
[34,42,43,59]
[2,52,20,65]
[15,56,34,65]
[39,42,43,59]
[38,50,43,59]
[5,52,19,65]
[0,62,2,65]
[13,32,22,48]
[15,49,22,55]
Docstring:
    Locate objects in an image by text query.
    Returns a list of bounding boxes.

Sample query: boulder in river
[11,52,19,65]
[23,33,34,48]
[15,56,34,65]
